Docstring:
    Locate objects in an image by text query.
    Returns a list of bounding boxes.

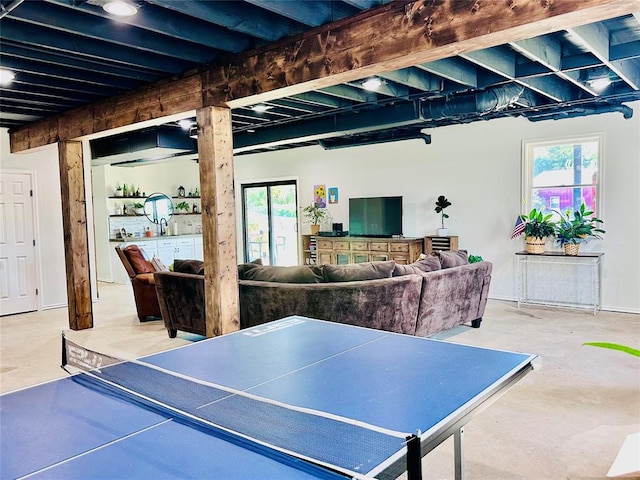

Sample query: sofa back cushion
[323,260,395,282]
[240,264,325,283]
[393,255,441,276]
[437,249,469,269]
[174,259,205,275]
[123,245,155,274]
[237,258,263,278]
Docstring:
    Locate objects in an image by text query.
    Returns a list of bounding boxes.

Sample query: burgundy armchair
[115,244,162,322]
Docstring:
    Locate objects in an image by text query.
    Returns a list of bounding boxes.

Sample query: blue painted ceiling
[1,0,639,158]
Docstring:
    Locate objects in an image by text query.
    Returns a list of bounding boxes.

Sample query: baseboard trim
[487,296,639,315]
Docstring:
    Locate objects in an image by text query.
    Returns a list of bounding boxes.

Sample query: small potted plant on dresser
[303,203,326,235]
[434,195,452,236]
[520,208,555,254]
[555,203,605,255]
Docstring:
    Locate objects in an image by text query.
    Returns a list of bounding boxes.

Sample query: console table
[516,251,603,315]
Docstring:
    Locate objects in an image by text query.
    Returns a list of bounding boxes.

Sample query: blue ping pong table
[1,316,536,479]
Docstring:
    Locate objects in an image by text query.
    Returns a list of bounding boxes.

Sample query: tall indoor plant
[520,208,555,254]
[434,195,452,236]
[555,203,605,255]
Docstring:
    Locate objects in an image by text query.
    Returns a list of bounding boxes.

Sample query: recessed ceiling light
[103,1,137,17]
[588,77,611,91]
[361,77,384,91]
[251,104,272,113]
[178,119,193,130]
[0,69,15,85]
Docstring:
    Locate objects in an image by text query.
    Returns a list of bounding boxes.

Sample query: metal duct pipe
[421,84,525,120]
[527,104,633,122]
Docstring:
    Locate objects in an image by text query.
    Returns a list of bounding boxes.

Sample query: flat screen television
[349,196,403,238]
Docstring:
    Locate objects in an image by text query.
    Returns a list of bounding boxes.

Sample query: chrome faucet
[159,218,168,236]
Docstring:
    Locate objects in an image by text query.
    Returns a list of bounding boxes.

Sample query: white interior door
[0,171,38,315]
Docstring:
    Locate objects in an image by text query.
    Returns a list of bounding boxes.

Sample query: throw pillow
[151,256,168,272]
[323,261,396,282]
[173,259,205,275]
[437,250,468,269]
[393,255,441,276]
[241,264,325,283]
[123,245,154,274]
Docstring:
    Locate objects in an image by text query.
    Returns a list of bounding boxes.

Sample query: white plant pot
[437,228,449,236]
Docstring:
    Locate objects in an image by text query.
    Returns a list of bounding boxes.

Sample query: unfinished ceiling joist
[10,0,640,153]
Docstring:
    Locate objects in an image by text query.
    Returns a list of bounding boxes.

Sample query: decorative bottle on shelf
[122,183,128,197]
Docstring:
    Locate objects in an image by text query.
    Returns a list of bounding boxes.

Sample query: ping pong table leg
[406,434,422,480]
[454,426,465,480]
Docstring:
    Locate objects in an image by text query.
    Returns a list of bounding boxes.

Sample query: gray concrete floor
[1,282,638,479]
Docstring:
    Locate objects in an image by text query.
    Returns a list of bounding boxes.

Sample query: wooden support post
[196,106,240,337]
[58,140,93,330]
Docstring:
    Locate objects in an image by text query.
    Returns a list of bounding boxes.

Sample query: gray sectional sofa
[154,250,492,339]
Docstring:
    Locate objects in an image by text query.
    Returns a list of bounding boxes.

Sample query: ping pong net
[61,334,422,479]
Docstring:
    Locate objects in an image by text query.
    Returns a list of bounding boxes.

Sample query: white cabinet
[156,237,199,266]
[157,238,177,267]
[194,237,204,261]
[175,237,195,261]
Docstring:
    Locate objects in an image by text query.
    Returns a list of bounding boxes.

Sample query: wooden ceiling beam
[10,0,640,152]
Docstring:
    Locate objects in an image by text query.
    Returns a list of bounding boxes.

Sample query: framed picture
[328,187,338,204]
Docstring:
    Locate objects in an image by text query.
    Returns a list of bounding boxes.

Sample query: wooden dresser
[314,236,424,265]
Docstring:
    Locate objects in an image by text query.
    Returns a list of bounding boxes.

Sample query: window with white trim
[523,134,602,218]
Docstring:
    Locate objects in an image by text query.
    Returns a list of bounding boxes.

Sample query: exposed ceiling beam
[568,21,640,89]
[0,20,190,73]
[415,58,478,88]
[245,0,347,27]
[509,35,602,96]
[233,101,423,152]
[10,1,220,63]
[11,0,640,152]
[378,67,442,92]
[47,0,254,53]
[145,0,301,42]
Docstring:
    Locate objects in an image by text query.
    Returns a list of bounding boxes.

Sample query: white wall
[234,102,640,313]
[1,131,67,309]
[3,101,639,313]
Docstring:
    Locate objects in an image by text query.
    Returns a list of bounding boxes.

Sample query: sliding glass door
[242,181,298,266]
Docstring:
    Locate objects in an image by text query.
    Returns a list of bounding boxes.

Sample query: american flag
[511,216,525,239]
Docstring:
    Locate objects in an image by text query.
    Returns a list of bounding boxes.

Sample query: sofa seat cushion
[437,250,469,269]
[393,255,441,276]
[323,260,395,282]
[240,264,325,283]
[123,245,155,274]
[174,259,205,275]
